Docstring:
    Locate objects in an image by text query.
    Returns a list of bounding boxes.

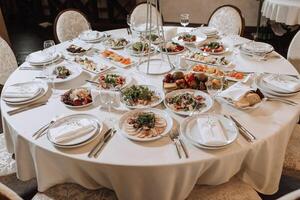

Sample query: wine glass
[180,13,189,31]
[100,91,117,126]
[43,40,56,59]
[127,14,131,27]
[205,76,224,99]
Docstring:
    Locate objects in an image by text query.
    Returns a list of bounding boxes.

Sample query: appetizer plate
[66,43,92,56]
[184,52,233,68]
[91,71,132,91]
[47,114,102,148]
[180,114,238,149]
[3,81,48,105]
[26,52,62,66]
[118,108,173,142]
[159,42,186,55]
[136,59,173,75]
[198,42,230,55]
[100,50,136,68]
[120,84,164,109]
[75,56,108,74]
[172,32,207,45]
[44,64,82,83]
[103,38,130,50]
[61,87,94,109]
[164,89,213,116]
[255,74,300,97]
[125,43,156,57]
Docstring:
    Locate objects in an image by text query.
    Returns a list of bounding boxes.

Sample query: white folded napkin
[263,74,300,92]
[3,85,40,98]
[72,40,92,51]
[219,82,252,101]
[196,117,228,146]
[50,119,95,143]
[164,27,178,41]
[27,51,55,63]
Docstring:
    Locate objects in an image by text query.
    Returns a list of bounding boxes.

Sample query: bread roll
[234,96,250,108]
[246,93,261,106]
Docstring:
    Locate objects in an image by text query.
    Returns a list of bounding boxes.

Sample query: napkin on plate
[3,85,40,98]
[219,82,252,101]
[263,74,300,92]
[50,119,95,143]
[196,117,228,146]
[27,51,55,63]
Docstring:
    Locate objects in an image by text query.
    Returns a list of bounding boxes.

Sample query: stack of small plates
[79,30,105,43]
[193,26,218,38]
[2,81,48,105]
[255,73,300,97]
[180,114,238,149]
[47,114,102,148]
[26,51,61,66]
[240,41,274,58]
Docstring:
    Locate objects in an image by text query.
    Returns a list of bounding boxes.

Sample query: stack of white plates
[26,51,61,66]
[2,81,49,105]
[193,26,218,38]
[180,114,238,149]
[79,30,105,43]
[240,41,274,58]
[255,73,300,97]
[47,114,102,148]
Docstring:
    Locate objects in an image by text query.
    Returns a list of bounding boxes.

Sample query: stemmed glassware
[100,91,118,127]
[180,13,189,32]
[205,76,224,99]
[43,40,58,96]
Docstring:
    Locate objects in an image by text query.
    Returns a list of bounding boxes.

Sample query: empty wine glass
[43,66,57,96]
[100,91,117,125]
[205,76,224,99]
[43,40,56,59]
[127,14,131,27]
[180,13,189,31]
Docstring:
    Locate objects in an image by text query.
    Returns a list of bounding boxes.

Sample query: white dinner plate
[118,108,173,142]
[3,81,49,105]
[120,84,164,109]
[164,89,213,116]
[103,38,130,50]
[79,30,105,42]
[240,41,274,55]
[43,64,82,83]
[136,59,173,75]
[255,74,300,97]
[180,114,238,149]
[26,52,62,66]
[91,71,132,91]
[47,114,102,148]
[172,32,207,45]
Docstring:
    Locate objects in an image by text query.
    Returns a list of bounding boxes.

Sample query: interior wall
[136,0,259,26]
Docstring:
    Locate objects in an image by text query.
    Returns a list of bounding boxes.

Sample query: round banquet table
[2,27,300,200]
[262,0,300,25]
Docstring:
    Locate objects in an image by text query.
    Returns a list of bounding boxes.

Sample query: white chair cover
[0,37,18,85]
[208,6,243,36]
[287,31,300,73]
[32,183,117,200]
[0,134,16,176]
[55,10,90,43]
[130,3,162,31]
[0,182,22,200]
[187,177,261,200]
[277,189,300,200]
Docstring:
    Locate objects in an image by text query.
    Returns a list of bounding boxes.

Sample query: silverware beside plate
[88,128,112,158]
[226,115,256,142]
[94,129,116,158]
[7,101,48,116]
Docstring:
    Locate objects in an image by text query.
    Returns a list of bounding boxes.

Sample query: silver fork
[173,129,189,158]
[168,131,182,159]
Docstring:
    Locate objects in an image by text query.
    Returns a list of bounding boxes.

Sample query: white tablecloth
[1,27,300,200]
[262,0,300,25]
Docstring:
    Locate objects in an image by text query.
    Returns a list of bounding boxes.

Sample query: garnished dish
[178,33,196,43]
[164,89,213,115]
[192,64,224,76]
[75,57,99,73]
[121,85,162,108]
[124,111,167,138]
[226,71,245,80]
[54,66,71,79]
[163,71,208,91]
[103,38,129,49]
[198,41,225,54]
[145,34,161,44]
[98,73,126,90]
[66,44,87,54]
[160,42,185,54]
[184,52,231,67]
[61,88,93,107]
[101,50,132,67]
[126,41,155,56]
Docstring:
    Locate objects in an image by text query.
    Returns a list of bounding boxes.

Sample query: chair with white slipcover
[54,9,90,43]
[0,182,22,200]
[208,5,245,36]
[130,2,163,32]
[287,31,300,73]
[277,189,300,200]
[0,36,18,86]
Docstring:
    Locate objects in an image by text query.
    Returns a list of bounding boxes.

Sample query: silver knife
[8,101,48,116]
[229,116,256,142]
[88,128,112,158]
[94,129,116,158]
